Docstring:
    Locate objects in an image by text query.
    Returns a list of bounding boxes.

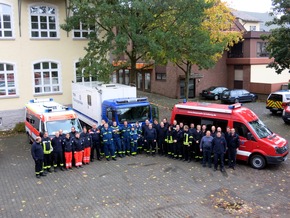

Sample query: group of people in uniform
[31,118,240,178]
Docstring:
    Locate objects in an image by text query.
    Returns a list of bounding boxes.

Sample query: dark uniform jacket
[72,137,84,152]
[62,138,72,152]
[212,136,227,154]
[42,137,53,154]
[121,125,131,139]
[51,136,63,153]
[228,133,240,149]
[31,141,44,160]
[111,125,121,139]
[157,126,167,141]
[101,127,113,144]
[144,128,157,141]
[90,128,101,142]
[80,132,92,148]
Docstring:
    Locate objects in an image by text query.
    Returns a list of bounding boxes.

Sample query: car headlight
[275,144,288,154]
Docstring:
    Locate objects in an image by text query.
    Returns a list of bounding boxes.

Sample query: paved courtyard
[0,95,289,218]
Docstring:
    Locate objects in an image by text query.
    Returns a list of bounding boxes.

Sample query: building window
[180,79,194,99]
[0,63,17,96]
[75,62,97,82]
[30,5,57,38]
[249,26,256,31]
[0,3,13,38]
[33,61,61,94]
[73,23,94,38]
[257,42,269,57]
[156,73,166,81]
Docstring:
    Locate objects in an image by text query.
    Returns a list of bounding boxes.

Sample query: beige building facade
[0,0,89,130]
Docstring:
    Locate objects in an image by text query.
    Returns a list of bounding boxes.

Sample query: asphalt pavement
[0,94,289,218]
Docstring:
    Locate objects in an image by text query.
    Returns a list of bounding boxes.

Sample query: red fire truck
[171,102,288,169]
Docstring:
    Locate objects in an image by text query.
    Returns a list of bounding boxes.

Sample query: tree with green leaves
[62,0,242,99]
[154,0,242,100]
[261,0,290,74]
[62,0,178,83]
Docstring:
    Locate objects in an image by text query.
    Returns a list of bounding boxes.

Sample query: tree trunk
[130,59,137,86]
[184,62,192,101]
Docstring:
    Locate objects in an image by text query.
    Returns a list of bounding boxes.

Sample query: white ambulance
[25,98,82,142]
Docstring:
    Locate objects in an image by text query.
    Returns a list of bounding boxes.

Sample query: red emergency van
[25,98,82,142]
[171,102,288,169]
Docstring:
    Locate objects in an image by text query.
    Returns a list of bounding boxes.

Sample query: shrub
[13,122,25,133]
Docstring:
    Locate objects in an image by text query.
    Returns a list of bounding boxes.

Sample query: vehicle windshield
[222,90,230,96]
[248,119,272,139]
[46,118,82,136]
[117,105,150,123]
[208,86,216,91]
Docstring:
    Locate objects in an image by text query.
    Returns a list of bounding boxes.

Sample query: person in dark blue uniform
[144,123,157,156]
[212,131,227,172]
[111,121,122,158]
[90,123,101,161]
[227,128,240,170]
[31,136,46,178]
[101,123,116,161]
[121,120,131,156]
[51,131,64,172]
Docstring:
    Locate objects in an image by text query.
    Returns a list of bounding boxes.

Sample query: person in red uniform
[72,132,84,168]
[62,133,73,170]
[80,127,92,164]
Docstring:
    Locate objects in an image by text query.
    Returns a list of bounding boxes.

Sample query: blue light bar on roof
[29,98,54,103]
[228,103,242,109]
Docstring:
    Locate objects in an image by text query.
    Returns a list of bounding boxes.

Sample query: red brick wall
[250,82,287,94]
[151,64,180,98]
[151,53,229,99]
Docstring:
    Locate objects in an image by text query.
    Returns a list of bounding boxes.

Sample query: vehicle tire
[27,133,32,144]
[234,98,239,103]
[252,96,257,102]
[250,154,266,169]
[271,110,277,115]
[214,95,219,100]
[283,119,290,124]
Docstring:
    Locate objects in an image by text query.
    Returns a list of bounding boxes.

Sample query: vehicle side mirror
[151,105,159,122]
[108,111,112,120]
[247,132,252,140]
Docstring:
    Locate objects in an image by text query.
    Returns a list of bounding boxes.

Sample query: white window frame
[250,26,257,31]
[74,60,97,82]
[73,22,94,39]
[29,4,59,39]
[33,60,62,95]
[0,3,14,39]
[0,62,18,98]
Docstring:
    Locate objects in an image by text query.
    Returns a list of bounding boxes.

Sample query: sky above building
[222,0,273,13]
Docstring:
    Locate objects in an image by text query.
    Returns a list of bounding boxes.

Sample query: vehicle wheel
[234,98,239,103]
[271,110,277,115]
[214,95,219,100]
[252,96,257,102]
[283,119,290,124]
[250,154,266,169]
[27,133,32,144]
